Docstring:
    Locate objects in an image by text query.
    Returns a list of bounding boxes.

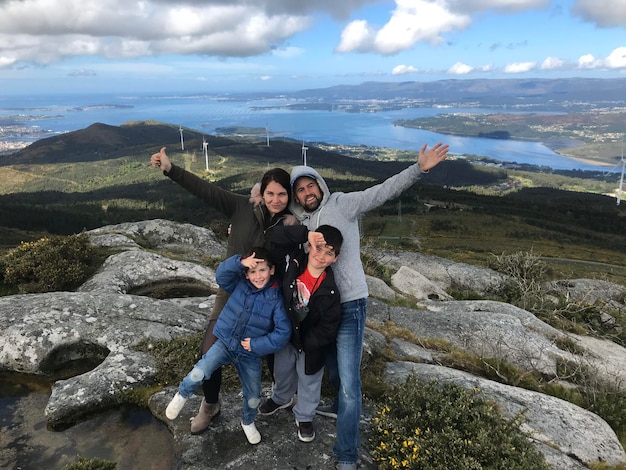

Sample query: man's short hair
[315,225,343,256]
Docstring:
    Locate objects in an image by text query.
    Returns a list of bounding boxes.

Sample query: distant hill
[283,78,626,109]
[1,121,206,165]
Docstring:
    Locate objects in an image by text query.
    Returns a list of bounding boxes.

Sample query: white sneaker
[165,392,187,420]
[241,421,261,445]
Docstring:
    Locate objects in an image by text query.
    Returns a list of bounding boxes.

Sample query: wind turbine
[618,139,625,206]
[301,142,308,166]
[179,126,184,150]
[202,137,209,171]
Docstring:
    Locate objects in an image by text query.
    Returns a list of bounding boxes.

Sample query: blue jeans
[178,339,262,425]
[326,298,366,465]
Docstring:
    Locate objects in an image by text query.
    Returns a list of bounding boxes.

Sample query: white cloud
[540,56,566,70]
[0,0,624,82]
[571,0,626,28]
[0,0,313,64]
[391,64,419,75]
[0,56,16,68]
[504,61,536,73]
[576,47,626,70]
[578,53,601,69]
[259,75,272,81]
[107,40,152,59]
[336,0,470,55]
[605,46,626,69]
[447,62,493,74]
[335,20,376,53]
[448,62,474,74]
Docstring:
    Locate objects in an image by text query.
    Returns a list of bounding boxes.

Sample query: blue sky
[1,0,625,95]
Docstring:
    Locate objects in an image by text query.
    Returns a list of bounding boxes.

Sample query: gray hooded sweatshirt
[289,163,426,304]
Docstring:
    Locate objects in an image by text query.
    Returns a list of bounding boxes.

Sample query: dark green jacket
[165,164,292,261]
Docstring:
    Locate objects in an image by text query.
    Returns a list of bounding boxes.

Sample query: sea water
[0,92,619,172]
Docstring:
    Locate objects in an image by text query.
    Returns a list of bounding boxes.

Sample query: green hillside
[1,121,625,283]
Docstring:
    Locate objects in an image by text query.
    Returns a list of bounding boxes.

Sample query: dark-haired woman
[151,146,296,434]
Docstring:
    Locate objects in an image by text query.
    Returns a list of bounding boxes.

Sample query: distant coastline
[1,92,622,172]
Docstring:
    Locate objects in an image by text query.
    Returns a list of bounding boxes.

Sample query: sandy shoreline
[559,154,618,168]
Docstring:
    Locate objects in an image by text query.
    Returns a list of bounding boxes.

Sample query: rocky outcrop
[1,219,625,469]
[0,291,209,427]
[362,246,505,295]
[88,219,227,260]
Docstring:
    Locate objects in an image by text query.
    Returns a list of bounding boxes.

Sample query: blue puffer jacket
[213,254,291,357]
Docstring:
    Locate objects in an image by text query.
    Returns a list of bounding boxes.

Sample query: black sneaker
[296,420,315,442]
[258,397,293,416]
[315,403,337,419]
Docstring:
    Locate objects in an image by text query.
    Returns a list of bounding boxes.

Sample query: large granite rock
[0,291,208,427]
[1,219,625,468]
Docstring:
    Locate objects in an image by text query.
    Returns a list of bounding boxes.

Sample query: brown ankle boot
[190,399,221,435]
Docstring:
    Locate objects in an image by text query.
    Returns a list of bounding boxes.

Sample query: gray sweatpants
[272,342,324,422]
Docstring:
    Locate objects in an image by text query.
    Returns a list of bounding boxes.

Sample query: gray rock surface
[362,246,505,294]
[365,274,397,300]
[0,291,207,427]
[77,250,219,295]
[390,265,452,300]
[88,219,227,260]
[1,219,625,468]
[148,388,377,470]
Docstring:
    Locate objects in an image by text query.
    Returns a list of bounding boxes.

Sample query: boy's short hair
[243,246,275,268]
[315,225,343,256]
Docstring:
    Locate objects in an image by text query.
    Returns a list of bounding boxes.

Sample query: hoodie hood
[289,165,331,220]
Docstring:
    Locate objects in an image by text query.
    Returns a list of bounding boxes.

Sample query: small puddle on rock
[0,372,176,470]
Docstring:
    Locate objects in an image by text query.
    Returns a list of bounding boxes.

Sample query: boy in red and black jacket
[259,224,343,444]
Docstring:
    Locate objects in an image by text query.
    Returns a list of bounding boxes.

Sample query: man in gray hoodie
[288,142,449,470]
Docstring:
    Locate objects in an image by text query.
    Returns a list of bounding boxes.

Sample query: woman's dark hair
[260,168,291,205]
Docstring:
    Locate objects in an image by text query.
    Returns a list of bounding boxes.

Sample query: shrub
[489,249,547,311]
[2,233,99,293]
[62,456,116,470]
[489,250,626,347]
[370,375,550,470]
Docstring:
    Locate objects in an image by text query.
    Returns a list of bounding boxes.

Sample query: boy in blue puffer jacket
[165,247,291,445]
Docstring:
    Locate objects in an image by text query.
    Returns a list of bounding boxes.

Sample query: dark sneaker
[258,397,294,416]
[296,420,315,442]
[315,403,337,419]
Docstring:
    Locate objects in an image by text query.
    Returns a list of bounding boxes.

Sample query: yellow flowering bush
[370,375,550,470]
[2,233,97,293]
